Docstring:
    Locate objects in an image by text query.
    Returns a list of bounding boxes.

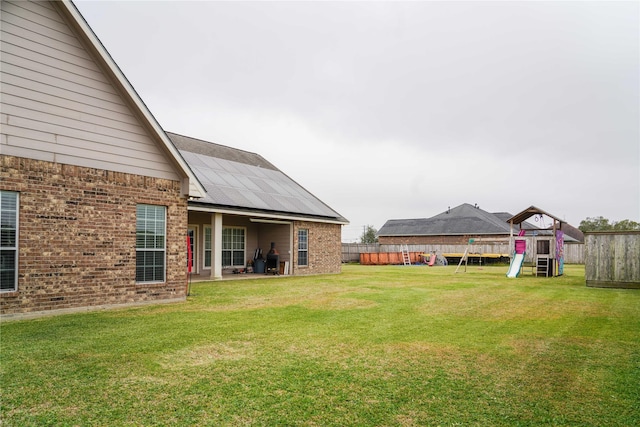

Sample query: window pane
[298,229,308,250]
[1,192,17,210]
[204,227,212,250]
[155,235,165,249]
[222,228,232,250]
[298,251,308,266]
[136,252,148,282]
[0,250,16,291]
[204,227,212,268]
[222,251,231,266]
[1,229,16,247]
[0,191,18,291]
[232,251,244,266]
[1,211,16,229]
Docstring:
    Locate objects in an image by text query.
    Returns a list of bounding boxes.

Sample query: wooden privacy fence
[584,231,640,288]
[342,243,585,264]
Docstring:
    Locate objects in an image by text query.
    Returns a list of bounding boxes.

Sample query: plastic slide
[506,253,525,278]
[428,254,437,266]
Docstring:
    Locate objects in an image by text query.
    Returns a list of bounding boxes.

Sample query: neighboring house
[0,0,347,317]
[377,203,583,245]
[378,203,525,245]
[169,132,348,279]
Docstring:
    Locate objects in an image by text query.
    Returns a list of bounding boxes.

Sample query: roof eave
[188,203,349,225]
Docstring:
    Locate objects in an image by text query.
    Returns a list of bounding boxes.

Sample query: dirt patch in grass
[159,341,255,369]
[301,296,378,310]
[196,287,381,312]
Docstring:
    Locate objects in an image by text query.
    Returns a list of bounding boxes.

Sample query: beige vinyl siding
[0,0,181,180]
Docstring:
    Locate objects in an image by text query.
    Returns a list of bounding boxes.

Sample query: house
[374,203,583,267]
[377,203,583,245]
[170,132,348,279]
[0,0,205,316]
[377,203,528,245]
[0,0,347,317]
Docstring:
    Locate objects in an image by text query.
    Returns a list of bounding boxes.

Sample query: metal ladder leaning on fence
[401,245,411,266]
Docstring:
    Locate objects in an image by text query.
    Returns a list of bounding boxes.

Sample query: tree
[579,216,612,232]
[360,225,378,244]
[579,216,640,232]
[612,219,640,231]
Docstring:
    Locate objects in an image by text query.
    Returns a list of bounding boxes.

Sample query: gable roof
[168,132,348,224]
[378,203,582,243]
[507,205,584,242]
[378,203,524,237]
[507,205,563,226]
[56,1,205,198]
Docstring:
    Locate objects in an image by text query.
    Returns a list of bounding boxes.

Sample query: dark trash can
[254,259,265,274]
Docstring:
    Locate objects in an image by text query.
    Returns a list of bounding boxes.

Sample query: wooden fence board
[584,232,640,288]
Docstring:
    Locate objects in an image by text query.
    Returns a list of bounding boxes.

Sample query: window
[136,204,166,283]
[222,227,245,267]
[298,229,308,266]
[187,227,196,272]
[204,226,212,268]
[1,191,18,292]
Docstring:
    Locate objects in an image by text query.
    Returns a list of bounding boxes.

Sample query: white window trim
[188,225,198,274]
[222,226,246,268]
[203,225,212,269]
[298,228,309,267]
[136,204,167,284]
[0,191,19,292]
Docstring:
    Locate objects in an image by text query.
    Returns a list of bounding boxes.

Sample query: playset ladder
[401,245,411,265]
[536,256,550,277]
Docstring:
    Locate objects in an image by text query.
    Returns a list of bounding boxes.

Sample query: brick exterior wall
[0,156,188,316]
[293,221,342,275]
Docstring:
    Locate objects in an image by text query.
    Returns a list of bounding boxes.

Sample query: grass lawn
[1,264,639,426]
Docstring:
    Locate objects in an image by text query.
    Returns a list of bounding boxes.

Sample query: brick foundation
[0,156,188,316]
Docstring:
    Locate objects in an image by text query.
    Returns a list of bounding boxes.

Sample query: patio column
[211,213,223,280]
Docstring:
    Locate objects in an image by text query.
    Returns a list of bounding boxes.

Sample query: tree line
[578,216,640,232]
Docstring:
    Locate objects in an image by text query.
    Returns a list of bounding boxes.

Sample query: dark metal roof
[168,132,348,223]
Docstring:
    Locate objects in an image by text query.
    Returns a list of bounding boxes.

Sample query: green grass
[1,264,639,426]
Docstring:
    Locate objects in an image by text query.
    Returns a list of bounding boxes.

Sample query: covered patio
[169,132,348,280]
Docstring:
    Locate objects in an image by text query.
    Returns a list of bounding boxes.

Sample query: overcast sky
[75,0,639,242]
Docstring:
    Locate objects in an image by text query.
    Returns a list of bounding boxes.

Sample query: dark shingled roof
[168,132,348,223]
[378,203,581,242]
[378,204,518,236]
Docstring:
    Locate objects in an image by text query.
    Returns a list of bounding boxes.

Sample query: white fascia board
[59,1,206,199]
[187,205,350,225]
